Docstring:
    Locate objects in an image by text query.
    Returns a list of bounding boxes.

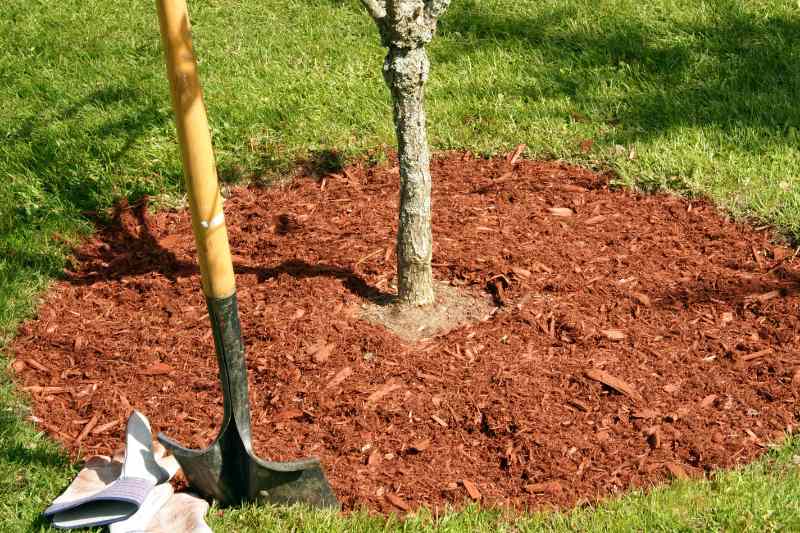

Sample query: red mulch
[9,152,800,513]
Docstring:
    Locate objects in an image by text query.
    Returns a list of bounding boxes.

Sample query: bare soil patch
[359,281,493,342]
[9,152,800,513]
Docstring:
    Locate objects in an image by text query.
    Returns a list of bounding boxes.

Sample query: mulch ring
[9,151,800,514]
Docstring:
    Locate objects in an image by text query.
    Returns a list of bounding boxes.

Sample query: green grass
[1,0,800,530]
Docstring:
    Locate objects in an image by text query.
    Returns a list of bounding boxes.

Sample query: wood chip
[601,329,626,341]
[584,368,643,402]
[118,391,132,413]
[10,359,27,373]
[744,428,765,446]
[631,292,651,307]
[61,368,81,380]
[384,493,410,511]
[560,184,587,193]
[567,399,590,412]
[139,363,173,376]
[792,368,800,387]
[325,366,352,389]
[699,394,717,408]
[25,359,50,372]
[274,409,304,421]
[34,419,74,441]
[23,386,68,394]
[547,207,574,217]
[158,234,182,249]
[461,479,481,500]
[291,309,306,320]
[738,348,773,363]
[410,439,431,452]
[751,245,766,269]
[310,342,334,364]
[485,171,515,188]
[355,248,382,267]
[748,290,781,302]
[367,449,382,466]
[510,266,531,279]
[74,382,98,399]
[367,382,403,405]
[663,384,680,393]
[416,371,444,383]
[631,408,659,419]
[584,215,606,225]
[91,418,121,435]
[507,143,526,166]
[431,414,448,428]
[524,480,563,495]
[665,462,689,480]
[531,262,553,273]
[75,414,100,445]
[773,246,790,262]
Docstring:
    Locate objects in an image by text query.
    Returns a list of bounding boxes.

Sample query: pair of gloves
[43,411,211,532]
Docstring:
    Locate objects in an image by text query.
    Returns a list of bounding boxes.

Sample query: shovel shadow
[65,199,392,303]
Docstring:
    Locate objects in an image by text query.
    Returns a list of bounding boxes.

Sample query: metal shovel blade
[158,294,338,508]
[158,420,337,508]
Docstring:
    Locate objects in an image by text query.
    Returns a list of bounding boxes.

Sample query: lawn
[1,0,799,530]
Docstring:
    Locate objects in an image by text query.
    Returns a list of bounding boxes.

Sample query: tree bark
[384,46,434,306]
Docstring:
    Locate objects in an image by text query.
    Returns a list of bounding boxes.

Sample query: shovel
[154,0,338,508]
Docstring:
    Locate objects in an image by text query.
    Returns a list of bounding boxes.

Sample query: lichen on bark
[360,0,451,307]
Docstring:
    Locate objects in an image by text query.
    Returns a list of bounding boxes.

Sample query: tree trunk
[359,0,451,307]
[383,45,435,306]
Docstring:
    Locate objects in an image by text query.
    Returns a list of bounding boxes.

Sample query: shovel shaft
[156,0,253,432]
[155,0,339,509]
[156,0,235,300]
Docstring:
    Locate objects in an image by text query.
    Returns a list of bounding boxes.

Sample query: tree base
[358,280,494,342]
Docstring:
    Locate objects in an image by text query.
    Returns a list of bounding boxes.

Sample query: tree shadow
[3,85,173,217]
[435,2,800,143]
[254,259,389,302]
[66,200,392,303]
[0,407,69,469]
[652,266,800,309]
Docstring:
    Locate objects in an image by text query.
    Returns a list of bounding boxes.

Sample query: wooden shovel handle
[156,0,235,299]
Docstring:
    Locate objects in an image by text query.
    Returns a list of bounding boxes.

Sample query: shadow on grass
[436,1,800,142]
[3,85,173,217]
[0,408,68,470]
[0,83,178,296]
